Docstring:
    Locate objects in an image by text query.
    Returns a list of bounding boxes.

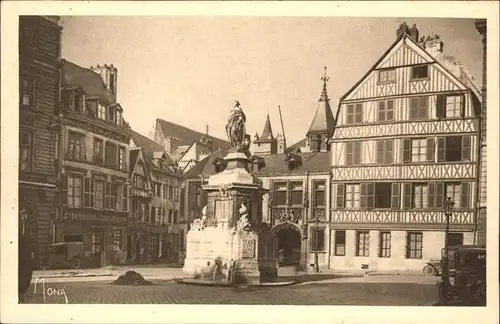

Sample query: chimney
[205,124,209,135]
[396,22,410,38]
[90,64,118,100]
[421,34,444,60]
[408,24,419,43]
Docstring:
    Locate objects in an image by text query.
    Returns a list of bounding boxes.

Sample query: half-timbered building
[329,23,482,271]
[475,19,487,246]
[56,60,131,267]
[130,131,183,264]
[19,16,62,263]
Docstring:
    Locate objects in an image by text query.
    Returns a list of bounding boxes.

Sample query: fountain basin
[173,277,296,288]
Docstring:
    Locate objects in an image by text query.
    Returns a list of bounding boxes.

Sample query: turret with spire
[306,66,335,153]
[252,113,278,155]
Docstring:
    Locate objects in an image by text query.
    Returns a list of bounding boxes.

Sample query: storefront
[57,208,128,267]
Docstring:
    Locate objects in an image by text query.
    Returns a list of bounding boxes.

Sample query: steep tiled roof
[157,118,231,152]
[61,59,115,104]
[129,148,141,177]
[253,152,330,177]
[254,114,274,143]
[307,78,335,136]
[130,130,174,166]
[285,138,307,154]
[183,150,329,180]
[183,149,227,180]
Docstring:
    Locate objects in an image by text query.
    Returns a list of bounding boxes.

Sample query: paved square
[22,279,438,305]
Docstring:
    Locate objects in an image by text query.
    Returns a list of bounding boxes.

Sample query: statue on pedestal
[225,101,249,151]
[190,205,208,231]
[236,203,250,231]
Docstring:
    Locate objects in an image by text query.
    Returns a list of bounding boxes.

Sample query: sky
[60,16,483,146]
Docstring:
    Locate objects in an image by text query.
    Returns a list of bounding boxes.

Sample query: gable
[377,40,433,69]
[343,35,468,102]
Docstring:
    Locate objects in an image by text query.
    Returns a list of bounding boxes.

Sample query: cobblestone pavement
[22,280,438,305]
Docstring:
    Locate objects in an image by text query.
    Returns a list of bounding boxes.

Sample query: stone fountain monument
[182,101,277,284]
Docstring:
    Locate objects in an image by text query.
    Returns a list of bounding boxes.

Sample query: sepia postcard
[1,1,499,324]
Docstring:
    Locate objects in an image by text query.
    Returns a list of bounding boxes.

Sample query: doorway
[276,225,302,267]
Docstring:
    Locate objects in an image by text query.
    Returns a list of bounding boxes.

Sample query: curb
[173,278,297,288]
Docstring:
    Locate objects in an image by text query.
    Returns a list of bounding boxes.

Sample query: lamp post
[313,213,321,273]
[442,197,455,280]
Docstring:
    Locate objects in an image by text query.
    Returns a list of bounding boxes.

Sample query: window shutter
[436,94,446,118]
[360,183,367,209]
[410,98,418,120]
[60,175,68,205]
[90,178,95,207]
[403,183,412,209]
[403,139,411,163]
[426,138,435,162]
[460,182,470,209]
[32,77,38,107]
[436,182,444,208]
[84,177,90,207]
[460,93,466,117]
[437,137,446,162]
[367,183,375,210]
[336,184,345,209]
[428,182,435,208]
[123,184,129,212]
[461,136,471,161]
[376,140,384,164]
[391,183,400,209]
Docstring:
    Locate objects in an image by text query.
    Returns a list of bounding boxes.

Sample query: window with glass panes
[92,233,102,254]
[334,230,346,256]
[406,232,423,259]
[20,76,35,106]
[356,231,370,256]
[93,138,103,164]
[273,182,288,206]
[379,232,391,258]
[113,229,122,251]
[378,100,394,122]
[310,228,325,251]
[346,103,363,124]
[115,183,123,211]
[376,139,393,164]
[97,103,106,120]
[411,138,427,162]
[94,180,104,209]
[346,142,362,165]
[345,184,361,209]
[445,95,463,118]
[378,69,396,83]
[313,181,326,207]
[413,183,428,209]
[19,131,33,172]
[67,131,83,161]
[118,147,126,171]
[67,175,83,207]
[445,182,461,207]
[409,96,429,120]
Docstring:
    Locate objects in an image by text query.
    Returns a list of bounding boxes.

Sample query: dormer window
[108,105,116,123]
[97,103,107,120]
[116,110,122,126]
[286,153,302,171]
[75,94,85,113]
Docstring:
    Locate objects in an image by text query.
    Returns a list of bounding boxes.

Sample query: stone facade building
[56,59,131,267]
[329,23,482,271]
[19,16,62,263]
[180,72,334,271]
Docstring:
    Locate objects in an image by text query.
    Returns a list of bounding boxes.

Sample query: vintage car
[424,246,461,276]
[437,245,486,306]
[39,242,86,270]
